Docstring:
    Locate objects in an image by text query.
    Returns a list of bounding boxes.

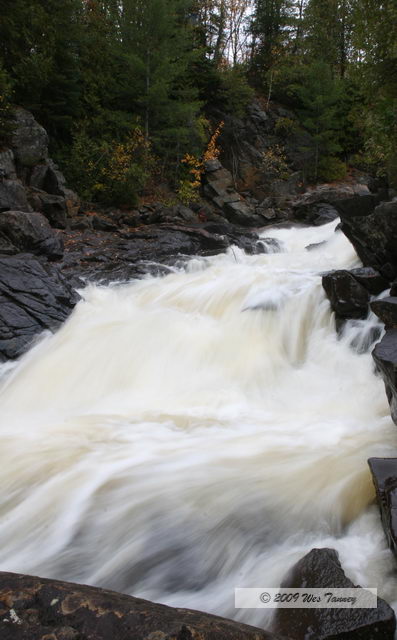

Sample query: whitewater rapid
[0,220,396,627]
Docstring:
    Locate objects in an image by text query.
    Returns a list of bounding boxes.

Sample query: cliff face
[0,107,79,228]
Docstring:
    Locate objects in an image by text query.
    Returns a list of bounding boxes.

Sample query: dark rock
[0,571,286,640]
[272,548,395,640]
[293,202,339,226]
[0,211,63,259]
[92,214,118,232]
[391,280,397,296]
[337,200,397,280]
[204,158,223,172]
[30,190,68,228]
[372,329,397,425]
[368,458,397,557]
[29,162,49,190]
[350,267,389,295]
[70,215,94,231]
[224,201,257,226]
[322,270,370,319]
[306,240,327,251]
[202,160,261,225]
[0,178,31,212]
[119,210,142,227]
[334,194,378,218]
[371,297,397,328]
[11,107,49,167]
[0,149,17,179]
[0,255,79,361]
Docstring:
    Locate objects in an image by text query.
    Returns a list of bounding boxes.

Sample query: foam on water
[0,220,396,627]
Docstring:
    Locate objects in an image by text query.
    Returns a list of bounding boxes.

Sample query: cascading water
[1,219,397,628]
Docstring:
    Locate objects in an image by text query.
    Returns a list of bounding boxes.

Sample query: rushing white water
[0,220,397,628]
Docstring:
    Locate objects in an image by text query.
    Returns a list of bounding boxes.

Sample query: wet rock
[272,548,396,640]
[0,571,286,640]
[350,267,389,296]
[293,202,339,226]
[322,270,370,320]
[372,329,397,425]
[371,297,397,328]
[368,458,397,557]
[11,107,49,167]
[336,199,397,280]
[0,210,63,259]
[0,255,79,361]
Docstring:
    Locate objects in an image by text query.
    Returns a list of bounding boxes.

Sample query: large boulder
[371,297,397,328]
[203,159,266,226]
[272,548,395,640]
[0,210,63,259]
[29,160,80,216]
[11,107,49,167]
[0,178,31,212]
[28,189,68,228]
[322,270,370,320]
[0,148,17,179]
[336,199,397,280]
[368,458,397,557]
[372,329,397,425]
[0,255,79,361]
[292,185,374,225]
[350,267,389,296]
[0,571,286,640]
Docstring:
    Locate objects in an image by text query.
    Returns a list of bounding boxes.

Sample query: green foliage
[0,65,14,147]
[274,116,298,138]
[61,126,155,206]
[283,62,345,180]
[317,156,347,182]
[216,66,254,117]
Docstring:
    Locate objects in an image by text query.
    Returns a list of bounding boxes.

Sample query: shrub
[317,156,347,182]
[261,144,291,180]
[62,126,155,206]
[274,116,298,138]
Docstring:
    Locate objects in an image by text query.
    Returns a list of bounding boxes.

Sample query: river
[0,219,396,628]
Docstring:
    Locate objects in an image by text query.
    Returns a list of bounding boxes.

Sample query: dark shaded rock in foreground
[371,297,397,328]
[368,458,397,557]
[0,571,286,640]
[0,255,79,361]
[373,329,397,425]
[272,548,395,640]
[322,270,370,320]
[0,210,63,259]
[336,199,397,280]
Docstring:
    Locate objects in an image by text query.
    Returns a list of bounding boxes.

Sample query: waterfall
[1,219,396,628]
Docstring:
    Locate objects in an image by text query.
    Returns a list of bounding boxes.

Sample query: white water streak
[0,220,396,627]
